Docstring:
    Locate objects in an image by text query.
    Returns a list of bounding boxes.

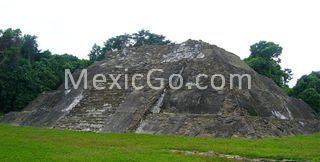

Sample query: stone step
[55,80,128,132]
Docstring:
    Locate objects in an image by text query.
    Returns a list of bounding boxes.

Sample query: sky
[0,0,319,86]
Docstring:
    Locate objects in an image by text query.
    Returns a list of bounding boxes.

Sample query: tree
[102,34,132,52]
[244,41,292,87]
[88,44,103,63]
[297,88,320,112]
[0,28,23,65]
[132,29,171,47]
[88,30,171,62]
[291,72,320,112]
[249,41,283,62]
[21,35,39,61]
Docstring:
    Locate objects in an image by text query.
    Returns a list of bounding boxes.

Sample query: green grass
[0,124,319,161]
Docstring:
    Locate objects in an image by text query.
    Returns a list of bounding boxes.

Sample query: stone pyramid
[2,40,319,138]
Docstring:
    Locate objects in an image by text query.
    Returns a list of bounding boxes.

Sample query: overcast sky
[1,0,319,86]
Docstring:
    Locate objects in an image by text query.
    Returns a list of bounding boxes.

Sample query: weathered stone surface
[1,40,319,138]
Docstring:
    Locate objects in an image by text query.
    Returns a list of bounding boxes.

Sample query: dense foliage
[0,28,90,113]
[244,41,292,88]
[291,72,320,112]
[89,30,171,62]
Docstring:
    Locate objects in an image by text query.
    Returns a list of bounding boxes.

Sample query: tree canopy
[0,28,90,113]
[88,30,171,62]
[291,72,320,112]
[244,41,292,88]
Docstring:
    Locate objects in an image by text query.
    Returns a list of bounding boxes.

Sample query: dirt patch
[170,149,304,162]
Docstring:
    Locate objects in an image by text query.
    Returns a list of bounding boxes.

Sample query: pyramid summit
[2,40,319,138]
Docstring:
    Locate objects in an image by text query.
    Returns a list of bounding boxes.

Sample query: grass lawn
[0,124,319,161]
